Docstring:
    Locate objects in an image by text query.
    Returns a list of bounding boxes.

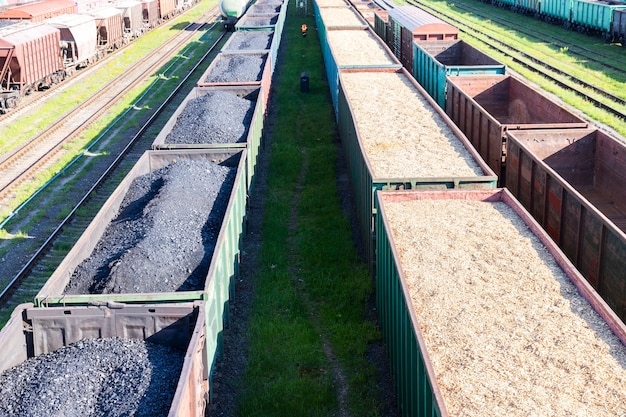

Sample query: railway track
[408,0,626,121]
[0,18,211,203]
[0,8,226,315]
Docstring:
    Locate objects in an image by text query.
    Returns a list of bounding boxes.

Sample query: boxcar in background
[140,0,159,28]
[86,6,124,51]
[0,302,209,417]
[386,6,458,74]
[445,74,588,185]
[0,0,78,22]
[505,127,626,322]
[0,22,64,110]
[114,0,144,39]
[412,39,505,109]
[45,14,99,72]
[373,8,389,42]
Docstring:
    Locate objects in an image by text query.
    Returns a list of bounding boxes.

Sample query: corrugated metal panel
[46,14,98,64]
[0,22,63,88]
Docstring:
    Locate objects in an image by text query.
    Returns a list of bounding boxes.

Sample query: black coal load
[249,3,280,13]
[227,32,273,50]
[0,338,184,417]
[205,54,266,83]
[66,159,235,294]
[165,90,255,144]
[239,14,278,26]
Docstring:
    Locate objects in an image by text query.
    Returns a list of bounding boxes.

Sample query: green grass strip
[236,3,385,417]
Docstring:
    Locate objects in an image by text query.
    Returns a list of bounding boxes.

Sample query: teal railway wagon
[506,127,626,322]
[412,39,506,110]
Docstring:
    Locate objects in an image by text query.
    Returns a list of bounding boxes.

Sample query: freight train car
[0,302,209,416]
[386,5,458,75]
[505,127,626,322]
[45,13,99,72]
[484,0,626,43]
[152,86,266,190]
[35,148,248,401]
[0,0,77,22]
[375,188,626,416]
[412,39,506,109]
[0,22,64,111]
[337,68,497,272]
[86,6,124,51]
[445,74,588,185]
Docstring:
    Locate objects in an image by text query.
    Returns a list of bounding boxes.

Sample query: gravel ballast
[66,159,235,294]
[0,337,185,417]
[382,198,626,416]
[165,90,256,144]
[204,54,267,83]
[341,71,484,178]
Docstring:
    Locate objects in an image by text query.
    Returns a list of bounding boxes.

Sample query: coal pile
[205,54,267,83]
[66,159,236,294]
[249,4,280,13]
[239,14,278,26]
[226,32,273,50]
[165,90,255,144]
[0,338,185,417]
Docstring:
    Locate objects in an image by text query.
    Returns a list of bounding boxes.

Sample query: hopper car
[0,0,189,112]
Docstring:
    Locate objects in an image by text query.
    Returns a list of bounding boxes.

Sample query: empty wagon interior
[420,40,503,66]
[513,129,626,231]
[458,75,585,125]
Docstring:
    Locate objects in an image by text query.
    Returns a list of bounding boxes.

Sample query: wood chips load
[341,72,483,178]
[319,7,365,26]
[383,198,626,417]
[328,30,396,66]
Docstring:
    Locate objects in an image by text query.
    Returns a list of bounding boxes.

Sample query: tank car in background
[219,0,253,30]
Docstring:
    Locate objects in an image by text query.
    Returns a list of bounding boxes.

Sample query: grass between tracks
[235,4,384,417]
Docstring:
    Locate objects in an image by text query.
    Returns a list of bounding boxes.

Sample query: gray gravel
[165,90,255,144]
[65,159,235,294]
[0,338,184,417]
[205,54,267,83]
[238,14,278,27]
[225,32,273,51]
